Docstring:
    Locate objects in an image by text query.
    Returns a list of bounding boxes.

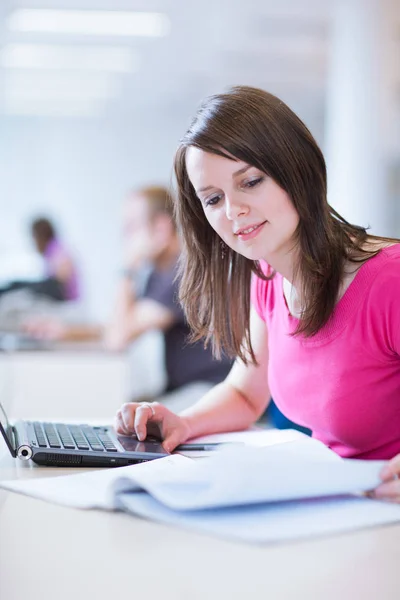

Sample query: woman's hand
[373,454,400,503]
[114,401,192,453]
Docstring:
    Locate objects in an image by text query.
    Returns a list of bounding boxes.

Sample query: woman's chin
[235,248,267,262]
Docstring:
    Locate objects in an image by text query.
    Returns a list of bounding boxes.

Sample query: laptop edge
[0,401,169,467]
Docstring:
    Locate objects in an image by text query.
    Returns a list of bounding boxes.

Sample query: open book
[2,431,400,543]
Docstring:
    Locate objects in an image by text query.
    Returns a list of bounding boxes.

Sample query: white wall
[0,111,187,319]
[0,102,398,321]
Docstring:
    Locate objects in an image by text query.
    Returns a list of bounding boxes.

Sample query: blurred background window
[0,0,398,320]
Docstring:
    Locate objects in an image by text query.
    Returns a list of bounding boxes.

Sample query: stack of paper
[2,432,400,544]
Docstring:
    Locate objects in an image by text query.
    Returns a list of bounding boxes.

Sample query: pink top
[251,244,400,460]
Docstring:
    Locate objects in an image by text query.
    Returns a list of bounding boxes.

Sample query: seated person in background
[105,185,233,409]
[0,216,80,302]
[25,186,233,412]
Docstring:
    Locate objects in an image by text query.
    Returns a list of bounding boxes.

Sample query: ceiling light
[0,44,137,72]
[3,97,104,118]
[4,71,119,100]
[7,9,170,37]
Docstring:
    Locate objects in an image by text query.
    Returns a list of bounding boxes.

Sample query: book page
[0,434,386,511]
[117,439,385,510]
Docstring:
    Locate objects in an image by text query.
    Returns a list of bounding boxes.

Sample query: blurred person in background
[25,186,233,412]
[0,216,80,303]
[106,185,233,409]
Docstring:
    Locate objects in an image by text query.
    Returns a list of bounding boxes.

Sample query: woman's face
[185,147,299,262]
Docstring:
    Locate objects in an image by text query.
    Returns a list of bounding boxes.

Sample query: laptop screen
[0,353,16,455]
[0,401,15,455]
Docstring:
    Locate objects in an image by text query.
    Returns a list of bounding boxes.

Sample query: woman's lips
[235,221,268,241]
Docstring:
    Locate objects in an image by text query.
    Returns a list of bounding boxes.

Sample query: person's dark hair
[173,85,398,364]
[31,217,56,253]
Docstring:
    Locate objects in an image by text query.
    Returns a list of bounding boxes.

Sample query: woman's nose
[225,195,248,220]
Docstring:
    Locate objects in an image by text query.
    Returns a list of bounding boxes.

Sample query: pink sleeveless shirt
[251,245,400,459]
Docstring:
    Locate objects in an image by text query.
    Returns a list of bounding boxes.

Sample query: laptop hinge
[13,421,33,460]
[0,421,17,458]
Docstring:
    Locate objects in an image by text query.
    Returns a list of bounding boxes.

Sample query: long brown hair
[173,85,397,364]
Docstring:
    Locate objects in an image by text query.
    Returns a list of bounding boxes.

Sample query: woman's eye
[205,194,222,207]
[244,177,263,189]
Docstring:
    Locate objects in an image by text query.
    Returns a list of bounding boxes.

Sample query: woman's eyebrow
[233,164,251,177]
[197,165,252,193]
[197,184,213,194]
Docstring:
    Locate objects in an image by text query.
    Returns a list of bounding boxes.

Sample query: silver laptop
[0,354,168,467]
[0,402,169,468]
[0,403,168,467]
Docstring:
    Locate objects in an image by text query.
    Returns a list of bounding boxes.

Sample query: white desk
[0,346,129,421]
[0,331,166,421]
[1,445,400,600]
[1,347,400,599]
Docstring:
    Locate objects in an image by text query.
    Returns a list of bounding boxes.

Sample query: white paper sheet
[189,427,307,446]
[0,429,309,509]
[116,491,400,544]
[0,455,182,509]
[111,440,386,510]
[0,436,386,510]
[1,431,400,544]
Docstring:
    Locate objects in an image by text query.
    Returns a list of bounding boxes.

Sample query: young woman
[115,86,400,502]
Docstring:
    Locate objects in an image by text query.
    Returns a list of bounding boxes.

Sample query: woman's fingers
[162,427,185,453]
[379,455,400,482]
[373,456,400,502]
[114,403,155,437]
[373,479,400,501]
[114,408,131,434]
[114,401,190,451]
[118,402,140,433]
[114,401,161,438]
[134,402,160,440]
[114,411,125,434]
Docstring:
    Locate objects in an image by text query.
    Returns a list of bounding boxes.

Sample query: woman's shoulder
[349,241,400,281]
[378,241,400,260]
[372,243,400,288]
[368,242,400,277]
[358,243,400,308]
[364,244,400,352]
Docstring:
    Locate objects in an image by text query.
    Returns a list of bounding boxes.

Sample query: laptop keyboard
[32,422,118,452]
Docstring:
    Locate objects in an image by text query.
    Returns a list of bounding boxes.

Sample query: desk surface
[1,449,400,600]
